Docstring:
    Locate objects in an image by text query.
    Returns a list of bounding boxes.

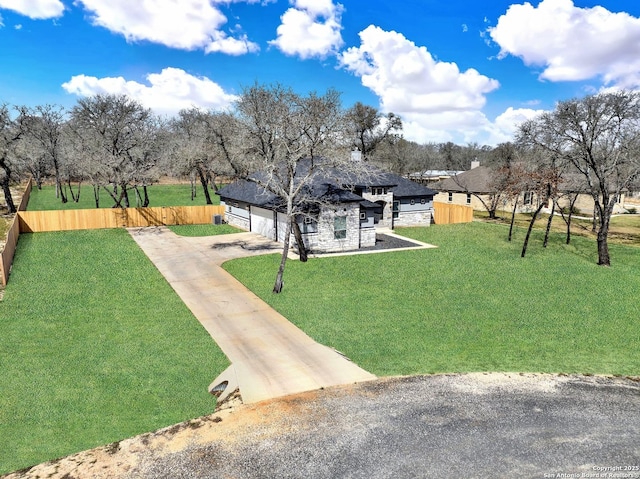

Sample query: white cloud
[487,107,546,144]
[0,0,64,19]
[269,0,344,59]
[339,25,500,143]
[489,0,640,88]
[62,67,239,115]
[75,0,259,55]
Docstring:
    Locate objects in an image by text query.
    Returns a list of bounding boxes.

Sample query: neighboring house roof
[433,166,494,194]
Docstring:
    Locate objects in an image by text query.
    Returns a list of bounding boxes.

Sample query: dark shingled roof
[217,159,435,207]
[389,174,437,198]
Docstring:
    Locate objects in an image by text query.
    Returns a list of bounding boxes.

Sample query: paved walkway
[128,227,376,404]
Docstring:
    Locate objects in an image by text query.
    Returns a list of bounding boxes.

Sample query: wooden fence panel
[1,178,33,285]
[2,179,225,285]
[1,216,20,286]
[433,202,473,225]
[17,205,226,232]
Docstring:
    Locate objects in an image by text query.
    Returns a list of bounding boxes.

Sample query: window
[420,198,426,205]
[392,201,400,219]
[334,215,347,239]
[410,199,415,205]
[448,192,453,203]
[371,187,387,196]
[304,217,313,224]
[466,193,471,205]
[359,212,366,220]
[523,191,533,205]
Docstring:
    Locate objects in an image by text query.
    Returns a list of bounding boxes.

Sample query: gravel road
[5,373,639,479]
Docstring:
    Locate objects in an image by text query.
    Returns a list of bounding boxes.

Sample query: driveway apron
[128,227,376,404]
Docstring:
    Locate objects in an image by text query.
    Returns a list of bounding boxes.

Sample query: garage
[250,206,276,240]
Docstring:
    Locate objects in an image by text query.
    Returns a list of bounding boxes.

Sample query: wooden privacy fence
[18,205,226,232]
[1,179,33,286]
[1,189,225,285]
[433,202,473,225]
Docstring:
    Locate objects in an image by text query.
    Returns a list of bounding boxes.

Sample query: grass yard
[27,184,220,211]
[476,210,640,247]
[168,224,242,236]
[0,229,229,475]
[223,222,640,377]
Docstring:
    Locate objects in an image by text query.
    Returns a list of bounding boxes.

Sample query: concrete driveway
[128,227,376,404]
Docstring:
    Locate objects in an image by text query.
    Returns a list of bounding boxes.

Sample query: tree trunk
[595,199,613,266]
[93,184,100,208]
[1,174,16,214]
[521,203,545,258]
[68,179,80,203]
[564,194,577,245]
[134,186,143,206]
[122,185,130,208]
[197,167,213,205]
[543,201,555,248]
[508,197,518,242]
[59,182,68,203]
[291,217,308,262]
[142,185,149,207]
[597,232,610,266]
[273,216,292,294]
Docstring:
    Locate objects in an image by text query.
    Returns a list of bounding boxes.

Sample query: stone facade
[223,204,250,231]
[359,227,376,248]
[394,210,433,227]
[302,203,361,253]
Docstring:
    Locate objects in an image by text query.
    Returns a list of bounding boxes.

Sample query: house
[217,162,436,253]
[432,164,534,212]
[434,164,629,216]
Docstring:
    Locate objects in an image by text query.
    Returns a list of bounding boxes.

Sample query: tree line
[2,84,639,289]
[0,89,506,216]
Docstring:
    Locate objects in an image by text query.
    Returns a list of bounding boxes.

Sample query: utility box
[213,214,223,225]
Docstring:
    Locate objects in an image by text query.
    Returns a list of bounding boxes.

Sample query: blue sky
[1,0,639,145]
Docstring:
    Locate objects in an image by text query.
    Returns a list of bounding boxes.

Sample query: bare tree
[19,105,68,200]
[451,165,510,219]
[170,108,235,204]
[344,102,402,160]
[213,84,366,293]
[0,104,26,214]
[518,91,640,265]
[69,94,159,208]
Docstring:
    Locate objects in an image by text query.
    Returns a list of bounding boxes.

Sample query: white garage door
[250,207,276,240]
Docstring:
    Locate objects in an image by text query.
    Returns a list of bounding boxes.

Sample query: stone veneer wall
[359,227,376,248]
[225,213,249,231]
[394,209,433,227]
[305,203,361,252]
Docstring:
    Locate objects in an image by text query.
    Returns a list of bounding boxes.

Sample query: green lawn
[223,222,640,377]
[27,184,220,210]
[168,224,242,236]
[0,229,229,474]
